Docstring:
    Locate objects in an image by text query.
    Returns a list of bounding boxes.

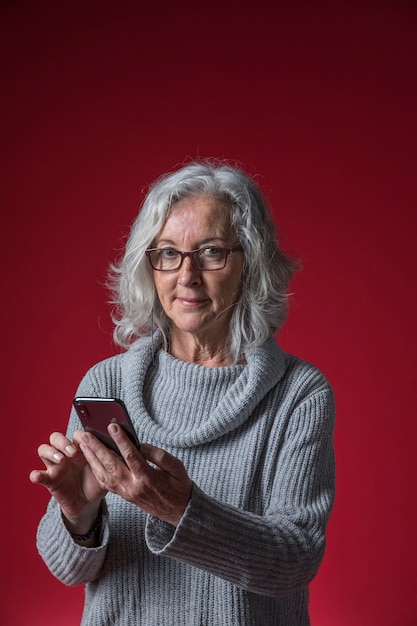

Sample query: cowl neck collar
[121,333,287,448]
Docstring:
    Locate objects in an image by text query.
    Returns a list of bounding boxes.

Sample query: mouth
[177,297,209,308]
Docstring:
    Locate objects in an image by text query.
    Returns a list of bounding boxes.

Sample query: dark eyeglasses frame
[145,245,243,271]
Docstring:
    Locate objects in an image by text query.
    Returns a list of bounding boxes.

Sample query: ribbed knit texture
[36,334,335,625]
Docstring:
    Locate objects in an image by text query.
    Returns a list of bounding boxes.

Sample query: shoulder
[263,338,335,413]
[261,337,332,392]
[280,353,336,431]
[284,352,332,393]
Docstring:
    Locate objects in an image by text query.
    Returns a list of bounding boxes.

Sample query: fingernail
[81,434,90,444]
[53,452,63,462]
[66,444,77,455]
[108,423,118,435]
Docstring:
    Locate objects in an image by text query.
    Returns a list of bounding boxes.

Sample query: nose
[177,255,202,286]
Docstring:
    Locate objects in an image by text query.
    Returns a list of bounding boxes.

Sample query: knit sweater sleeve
[145,384,335,598]
[35,368,111,587]
[36,497,110,586]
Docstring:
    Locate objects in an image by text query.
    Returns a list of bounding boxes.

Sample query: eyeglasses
[145,245,243,271]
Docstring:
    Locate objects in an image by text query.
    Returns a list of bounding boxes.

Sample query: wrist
[61,502,102,536]
[67,504,103,541]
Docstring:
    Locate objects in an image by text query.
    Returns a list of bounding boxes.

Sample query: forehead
[159,194,233,238]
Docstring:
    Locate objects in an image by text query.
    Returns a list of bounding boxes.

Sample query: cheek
[218,275,242,303]
[153,275,171,303]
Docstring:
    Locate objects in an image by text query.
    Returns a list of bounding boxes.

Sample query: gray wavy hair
[109,161,298,362]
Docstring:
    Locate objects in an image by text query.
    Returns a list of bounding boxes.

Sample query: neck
[168,331,241,367]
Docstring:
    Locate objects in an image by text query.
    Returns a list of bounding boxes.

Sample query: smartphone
[73,397,140,460]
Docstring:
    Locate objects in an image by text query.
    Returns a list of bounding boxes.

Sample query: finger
[107,424,147,473]
[29,469,46,485]
[37,442,78,470]
[79,433,124,488]
[29,467,62,488]
[79,431,116,461]
[37,443,64,465]
[49,432,77,457]
[73,429,89,446]
[140,443,189,480]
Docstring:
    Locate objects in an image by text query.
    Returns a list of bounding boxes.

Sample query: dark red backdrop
[1,1,416,624]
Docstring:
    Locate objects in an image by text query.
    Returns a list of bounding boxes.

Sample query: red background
[1,1,416,624]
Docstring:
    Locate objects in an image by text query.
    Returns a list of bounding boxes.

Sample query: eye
[160,248,179,258]
[199,246,223,258]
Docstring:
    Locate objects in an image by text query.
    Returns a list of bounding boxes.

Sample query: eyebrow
[154,237,228,247]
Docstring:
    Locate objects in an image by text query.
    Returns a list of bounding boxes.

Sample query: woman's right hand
[30,431,107,533]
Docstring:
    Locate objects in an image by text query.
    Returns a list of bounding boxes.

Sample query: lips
[177,297,209,307]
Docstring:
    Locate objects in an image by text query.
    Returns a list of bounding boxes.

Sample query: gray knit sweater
[37,335,335,625]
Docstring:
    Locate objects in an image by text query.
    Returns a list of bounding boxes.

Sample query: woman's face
[152,194,244,348]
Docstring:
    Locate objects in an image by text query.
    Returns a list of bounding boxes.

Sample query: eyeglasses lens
[149,248,228,271]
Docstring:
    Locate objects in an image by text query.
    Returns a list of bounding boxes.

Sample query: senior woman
[30,161,335,626]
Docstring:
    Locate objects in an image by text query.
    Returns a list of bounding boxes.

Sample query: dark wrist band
[69,504,103,541]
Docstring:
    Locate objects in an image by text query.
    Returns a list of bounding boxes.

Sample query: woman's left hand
[74,426,193,527]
